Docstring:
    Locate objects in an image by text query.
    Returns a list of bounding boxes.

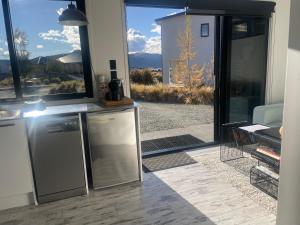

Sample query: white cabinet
[0,119,34,210]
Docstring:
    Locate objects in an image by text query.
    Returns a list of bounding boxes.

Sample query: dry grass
[48,80,85,94]
[131,83,214,105]
[0,77,14,87]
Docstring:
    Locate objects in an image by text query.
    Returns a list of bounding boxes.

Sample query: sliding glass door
[220,16,269,125]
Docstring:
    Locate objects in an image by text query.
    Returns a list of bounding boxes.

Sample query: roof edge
[155,11,186,23]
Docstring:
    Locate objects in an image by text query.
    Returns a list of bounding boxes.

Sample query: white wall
[160,15,215,84]
[85,0,130,97]
[276,0,300,224]
[265,0,290,104]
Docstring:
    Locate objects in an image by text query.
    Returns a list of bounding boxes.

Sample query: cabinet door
[0,120,33,198]
[87,110,139,188]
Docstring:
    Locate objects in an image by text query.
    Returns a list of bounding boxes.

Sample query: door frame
[218,16,270,129]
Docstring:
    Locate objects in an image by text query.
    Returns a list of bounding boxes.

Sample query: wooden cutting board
[102,96,134,107]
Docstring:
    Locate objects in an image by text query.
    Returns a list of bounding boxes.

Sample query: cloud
[151,23,161,35]
[61,26,81,50]
[39,26,80,51]
[39,29,62,40]
[0,48,3,52]
[36,45,44,49]
[145,36,161,54]
[127,28,161,54]
[127,28,146,53]
[57,8,64,16]
[3,51,9,56]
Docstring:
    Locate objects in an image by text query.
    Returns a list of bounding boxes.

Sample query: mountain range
[128,53,162,69]
[0,52,162,76]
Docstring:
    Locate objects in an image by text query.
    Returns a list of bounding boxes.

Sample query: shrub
[41,78,50,85]
[0,77,13,87]
[48,80,85,94]
[130,84,213,105]
[130,69,162,85]
[51,77,62,84]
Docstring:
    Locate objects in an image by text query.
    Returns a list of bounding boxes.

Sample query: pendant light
[58,1,88,26]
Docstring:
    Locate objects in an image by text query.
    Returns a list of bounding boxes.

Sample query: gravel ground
[138,102,214,133]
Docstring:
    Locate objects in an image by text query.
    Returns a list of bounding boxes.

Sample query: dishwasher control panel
[46,119,79,133]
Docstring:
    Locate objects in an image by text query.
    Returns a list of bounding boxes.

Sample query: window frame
[201,23,209,37]
[0,0,93,103]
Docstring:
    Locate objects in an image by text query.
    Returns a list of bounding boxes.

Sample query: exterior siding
[159,15,215,84]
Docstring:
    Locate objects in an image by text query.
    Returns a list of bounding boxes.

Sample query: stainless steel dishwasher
[27,114,87,203]
[87,109,140,189]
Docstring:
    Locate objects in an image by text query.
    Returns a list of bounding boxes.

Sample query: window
[0,0,15,99]
[0,0,93,101]
[201,23,209,37]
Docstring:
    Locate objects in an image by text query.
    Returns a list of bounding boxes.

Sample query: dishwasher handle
[0,123,15,128]
[47,128,65,134]
[45,120,80,133]
[88,108,134,116]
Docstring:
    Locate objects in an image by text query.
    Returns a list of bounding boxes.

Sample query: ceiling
[124,0,276,16]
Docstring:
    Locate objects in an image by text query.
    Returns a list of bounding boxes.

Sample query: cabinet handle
[0,123,15,128]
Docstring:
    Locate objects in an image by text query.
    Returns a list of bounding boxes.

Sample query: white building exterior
[156,13,215,84]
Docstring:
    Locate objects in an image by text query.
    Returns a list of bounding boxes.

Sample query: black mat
[141,134,205,153]
[143,151,197,173]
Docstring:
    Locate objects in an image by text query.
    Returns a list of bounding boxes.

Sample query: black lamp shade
[58,3,88,26]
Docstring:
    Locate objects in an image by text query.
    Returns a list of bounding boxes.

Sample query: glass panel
[9,0,85,98]
[229,17,268,123]
[127,6,216,155]
[0,1,16,99]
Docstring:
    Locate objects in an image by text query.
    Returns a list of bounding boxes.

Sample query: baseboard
[0,192,34,211]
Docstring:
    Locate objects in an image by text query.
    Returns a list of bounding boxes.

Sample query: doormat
[142,151,197,173]
[141,134,205,154]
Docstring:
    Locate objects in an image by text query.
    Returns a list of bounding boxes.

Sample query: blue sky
[126,7,181,38]
[126,6,183,54]
[0,0,79,60]
[0,2,182,60]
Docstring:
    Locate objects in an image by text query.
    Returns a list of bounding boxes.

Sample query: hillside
[128,53,162,69]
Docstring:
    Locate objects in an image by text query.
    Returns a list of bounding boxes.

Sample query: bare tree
[14,28,31,76]
[14,28,29,60]
[204,55,215,87]
[172,16,204,89]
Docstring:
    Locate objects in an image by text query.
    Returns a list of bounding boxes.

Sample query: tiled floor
[0,147,276,225]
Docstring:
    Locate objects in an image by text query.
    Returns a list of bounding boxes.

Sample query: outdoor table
[220,122,267,162]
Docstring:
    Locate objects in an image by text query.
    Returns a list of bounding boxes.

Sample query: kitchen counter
[0,101,142,209]
[23,103,101,118]
[0,102,138,120]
